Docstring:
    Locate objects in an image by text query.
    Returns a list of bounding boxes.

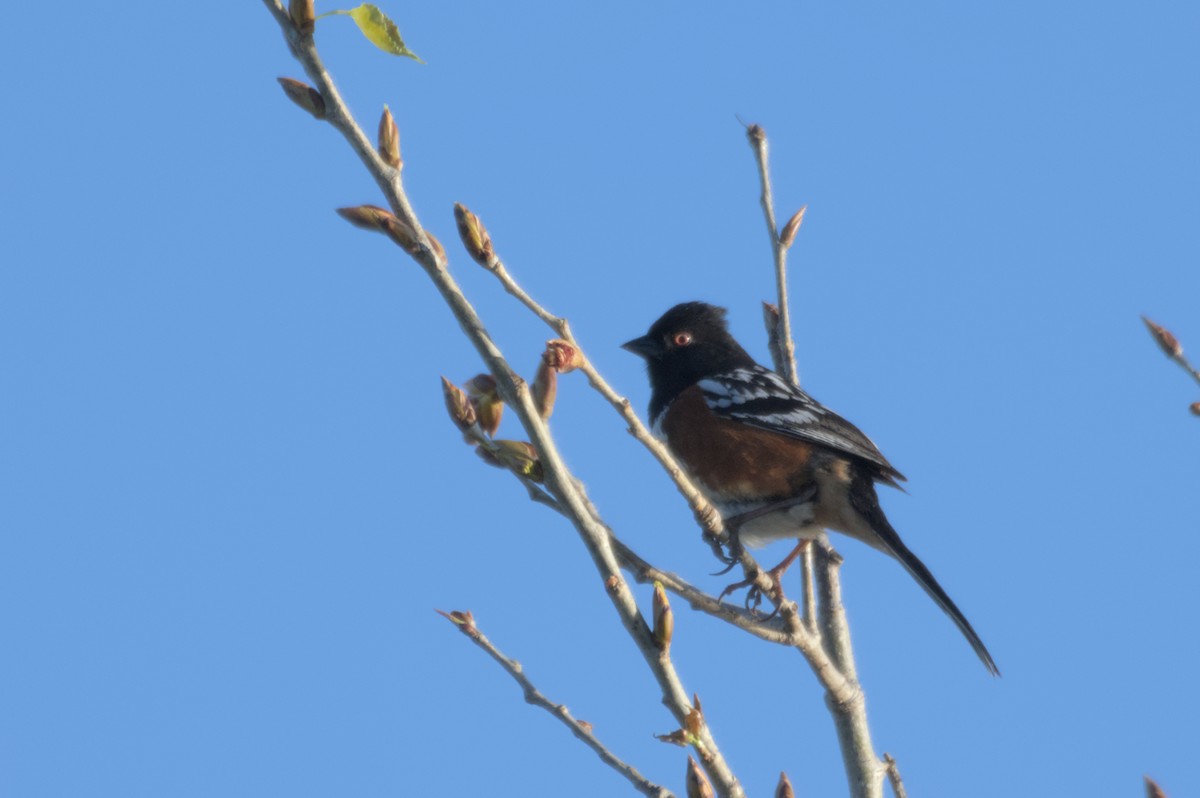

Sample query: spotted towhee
[623,301,998,675]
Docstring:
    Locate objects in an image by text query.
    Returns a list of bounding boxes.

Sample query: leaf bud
[440,376,477,432]
[652,581,673,651]
[1142,316,1182,359]
[277,77,325,119]
[686,757,715,798]
[543,339,582,374]
[378,105,402,169]
[289,0,315,35]
[453,203,495,267]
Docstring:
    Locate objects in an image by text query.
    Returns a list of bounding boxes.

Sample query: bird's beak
[621,334,663,359]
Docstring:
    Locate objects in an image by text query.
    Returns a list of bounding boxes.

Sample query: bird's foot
[717,540,811,619]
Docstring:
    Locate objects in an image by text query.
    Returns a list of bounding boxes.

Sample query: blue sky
[3,2,1198,796]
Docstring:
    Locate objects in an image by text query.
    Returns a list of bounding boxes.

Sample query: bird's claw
[717,575,782,619]
[708,528,744,576]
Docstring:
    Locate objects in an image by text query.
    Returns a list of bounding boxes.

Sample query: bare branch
[438,610,675,798]
[746,124,799,385]
[882,753,907,798]
[261,6,745,795]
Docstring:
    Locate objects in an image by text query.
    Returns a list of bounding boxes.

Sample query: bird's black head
[622,302,756,417]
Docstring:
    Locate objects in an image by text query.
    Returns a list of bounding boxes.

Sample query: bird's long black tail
[850,475,1000,676]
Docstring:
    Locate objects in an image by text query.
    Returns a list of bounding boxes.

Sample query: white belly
[714,499,824,549]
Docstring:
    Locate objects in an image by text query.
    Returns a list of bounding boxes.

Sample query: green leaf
[323,4,423,62]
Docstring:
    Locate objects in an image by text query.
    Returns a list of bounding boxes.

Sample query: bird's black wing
[697,366,906,483]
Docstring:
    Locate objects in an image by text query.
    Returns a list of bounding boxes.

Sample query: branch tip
[1142,315,1183,358]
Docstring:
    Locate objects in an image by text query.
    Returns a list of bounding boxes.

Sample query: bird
[622,301,998,675]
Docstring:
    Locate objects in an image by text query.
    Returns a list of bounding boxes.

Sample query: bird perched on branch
[623,301,998,675]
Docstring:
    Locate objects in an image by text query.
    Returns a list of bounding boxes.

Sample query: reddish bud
[1191,402,1200,417]
[775,772,795,798]
[1142,316,1183,359]
[543,339,582,374]
[337,204,395,231]
[277,77,325,119]
[1145,776,1168,798]
[336,205,422,255]
[453,203,495,268]
[653,729,690,747]
[435,609,478,637]
[686,757,715,798]
[779,205,807,249]
[378,106,402,169]
[532,358,557,421]
[652,581,673,651]
[440,376,477,432]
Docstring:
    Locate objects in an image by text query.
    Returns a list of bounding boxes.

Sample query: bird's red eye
[673,332,693,346]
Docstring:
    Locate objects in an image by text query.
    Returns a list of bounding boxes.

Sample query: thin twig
[261,6,745,795]
[746,124,799,385]
[438,610,675,798]
[800,543,818,637]
[882,754,908,798]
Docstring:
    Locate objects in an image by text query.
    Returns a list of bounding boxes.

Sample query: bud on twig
[378,105,402,169]
[336,204,395,231]
[652,581,674,651]
[336,205,422,255]
[532,358,557,421]
[453,203,495,267]
[464,375,503,436]
[685,695,704,737]
[544,339,582,374]
[779,205,807,249]
[277,77,326,119]
[653,729,690,747]
[775,772,795,798]
[1190,402,1200,417]
[1145,776,1168,798]
[476,395,503,436]
[488,440,544,482]
[1142,316,1183,359]
[435,609,478,637]
[289,0,315,34]
[746,123,766,146]
[686,757,715,798]
[440,376,477,432]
